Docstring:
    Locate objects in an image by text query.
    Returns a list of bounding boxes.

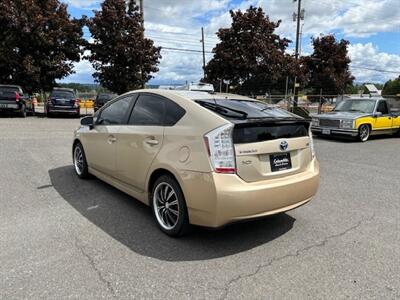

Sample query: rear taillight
[309,128,316,158]
[204,124,236,174]
[15,92,20,102]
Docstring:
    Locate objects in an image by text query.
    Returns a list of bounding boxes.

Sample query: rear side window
[98,96,132,125]
[233,123,309,144]
[129,94,185,126]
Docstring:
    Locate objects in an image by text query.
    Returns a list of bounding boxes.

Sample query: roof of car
[97,92,117,96]
[132,89,255,101]
[0,84,22,88]
[52,87,75,92]
[344,97,384,101]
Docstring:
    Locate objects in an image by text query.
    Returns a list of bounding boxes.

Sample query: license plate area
[270,152,292,172]
[0,104,17,109]
[322,129,331,135]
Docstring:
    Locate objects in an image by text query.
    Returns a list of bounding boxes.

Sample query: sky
[61,0,400,85]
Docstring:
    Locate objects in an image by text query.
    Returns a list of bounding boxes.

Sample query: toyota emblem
[280,141,288,151]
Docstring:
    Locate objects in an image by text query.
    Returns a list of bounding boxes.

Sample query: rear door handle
[107,135,117,144]
[145,138,159,146]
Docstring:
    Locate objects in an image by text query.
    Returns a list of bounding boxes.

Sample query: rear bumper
[0,103,21,111]
[312,126,358,137]
[48,106,80,114]
[183,158,320,227]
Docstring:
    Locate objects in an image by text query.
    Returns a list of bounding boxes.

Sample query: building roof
[364,84,382,95]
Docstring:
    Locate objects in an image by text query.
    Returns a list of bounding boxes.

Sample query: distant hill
[57,83,104,93]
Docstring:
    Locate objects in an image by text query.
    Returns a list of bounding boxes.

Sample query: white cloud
[59,51,95,83]
[349,43,400,83]
[63,0,400,84]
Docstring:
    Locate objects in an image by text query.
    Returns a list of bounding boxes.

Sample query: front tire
[73,142,90,179]
[151,175,190,237]
[358,124,370,142]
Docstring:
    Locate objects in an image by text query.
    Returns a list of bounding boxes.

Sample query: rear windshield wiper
[196,101,248,119]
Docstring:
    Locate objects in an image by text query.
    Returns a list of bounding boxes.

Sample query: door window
[97,96,132,125]
[128,94,185,126]
[376,101,389,115]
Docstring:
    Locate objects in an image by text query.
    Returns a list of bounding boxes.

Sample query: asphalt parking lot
[0,116,399,299]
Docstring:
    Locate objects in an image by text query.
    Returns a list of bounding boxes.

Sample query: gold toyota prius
[73,90,319,236]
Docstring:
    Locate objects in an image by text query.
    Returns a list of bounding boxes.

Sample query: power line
[351,66,400,74]
[147,34,217,46]
[160,46,213,54]
[146,29,219,41]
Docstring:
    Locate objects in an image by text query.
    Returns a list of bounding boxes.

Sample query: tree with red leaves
[0,0,85,93]
[86,0,161,94]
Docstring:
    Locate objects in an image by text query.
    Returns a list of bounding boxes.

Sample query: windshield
[51,91,75,99]
[197,99,297,119]
[334,99,376,113]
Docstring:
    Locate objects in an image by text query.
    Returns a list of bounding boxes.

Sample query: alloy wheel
[153,182,180,230]
[359,125,370,142]
[74,146,84,175]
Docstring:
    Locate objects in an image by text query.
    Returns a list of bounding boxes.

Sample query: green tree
[86,0,161,94]
[0,0,84,93]
[382,77,400,96]
[304,35,354,96]
[204,6,291,95]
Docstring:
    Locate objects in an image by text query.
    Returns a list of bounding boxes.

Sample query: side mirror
[373,112,382,118]
[80,116,94,128]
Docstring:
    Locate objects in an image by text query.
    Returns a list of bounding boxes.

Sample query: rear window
[196,99,296,119]
[0,86,19,93]
[51,90,75,99]
[97,94,116,103]
[233,122,310,144]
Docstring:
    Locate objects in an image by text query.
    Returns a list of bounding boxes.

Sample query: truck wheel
[19,104,27,118]
[358,124,370,142]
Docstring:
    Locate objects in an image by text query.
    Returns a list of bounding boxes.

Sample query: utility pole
[292,0,305,108]
[139,0,144,88]
[201,27,206,80]
[139,0,144,30]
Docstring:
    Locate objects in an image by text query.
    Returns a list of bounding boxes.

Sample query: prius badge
[280,141,288,151]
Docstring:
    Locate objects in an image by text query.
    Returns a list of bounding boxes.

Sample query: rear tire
[358,124,370,142]
[19,104,26,118]
[151,175,190,237]
[73,142,90,179]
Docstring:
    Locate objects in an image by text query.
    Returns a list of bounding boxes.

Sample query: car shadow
[49,166,296,262]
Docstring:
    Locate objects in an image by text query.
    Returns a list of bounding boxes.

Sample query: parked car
[94,93,117,112]
[311,97,400,142]
[0,84,34,117]
[46,88,80,117]
[73,90,320,236]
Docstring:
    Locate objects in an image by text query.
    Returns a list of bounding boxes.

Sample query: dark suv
[0,84,34,117]
[46,88,80,117]
[94,93,117,112]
